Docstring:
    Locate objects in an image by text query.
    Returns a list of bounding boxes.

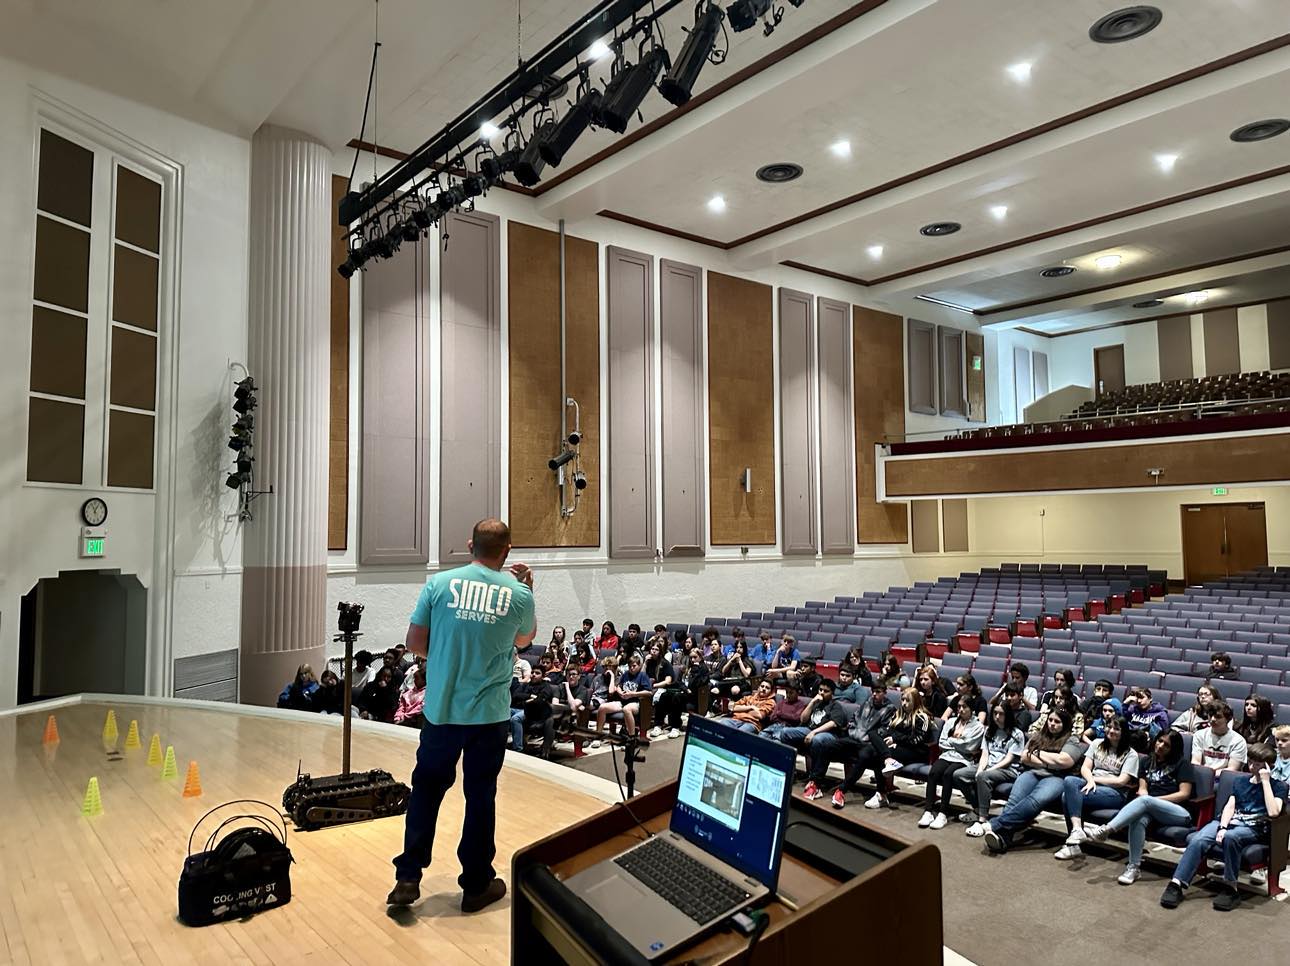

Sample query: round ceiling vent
[527,74,569,103]
[1133,298,1164,308]
[1089,6,1162,44]
[1039,266,1076,278]
[755,162,804,183]
[1230,118,1290,143]
[919,221,961,237]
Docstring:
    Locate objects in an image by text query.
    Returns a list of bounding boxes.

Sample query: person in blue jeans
[387,519,537,913]
[1081,730,1195,885]
[982,710,1082,854]
[779,679,848,801]
[1160,742,1287,912]
[1055,716,1139,860]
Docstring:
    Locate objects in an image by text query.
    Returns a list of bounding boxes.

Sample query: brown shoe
[386,880,420,906]
[461,877,507,913]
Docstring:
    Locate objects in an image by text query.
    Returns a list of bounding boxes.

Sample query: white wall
[1044,319,1159,392]
[0,56,250,708]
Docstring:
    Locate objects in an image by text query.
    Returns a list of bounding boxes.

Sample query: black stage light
[436,183,469,211]
[598,47,669,134]
[235,456,254,475]
[400,220,421,244]
[660,3,724,107]
[233,379,257,415]
[514,120,557,186]
[234,414,254,434]
[225,473,245,490]
[548,449,576,470]
[462,173,487,198]
[481,148,521,186]
[538,89,603,167]
[338,258,357,279]
[227,429,251,452]
[411,206,433,230]
[360,237,383,263]
[349,243,370,269]
[372,231,401,259]
[726,0,771,32]
[573,471,588,491]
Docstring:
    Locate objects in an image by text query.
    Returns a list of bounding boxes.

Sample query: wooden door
[1180,502,1268,584]
[1094,344,1125,397]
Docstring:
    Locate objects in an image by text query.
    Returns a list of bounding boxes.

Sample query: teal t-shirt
[410,562,536,725]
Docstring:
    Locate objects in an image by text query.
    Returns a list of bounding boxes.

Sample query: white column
[240,125,331,704]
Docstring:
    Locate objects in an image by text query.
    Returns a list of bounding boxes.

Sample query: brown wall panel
[106,409,155,489]
[111,244,159,330]
[965,330,985,423]
[38,129,93,227]
[109,325,157,410]
[607,246,655,559]
[328,175,349,550]
[33,216,90,313]
[660,260,705,556]
[30,306,87,399]
[942,498,969,553]
[507,222,600,547]
[779,288,816,555]
[884,431,1290,498]
[115,167,162,253]
[910,500,940,554]
[1157,316,1194,381]
[708,272,775,546]
[1203,307,1240,375]
[1267,298,1290,370]
[854,306,908,544]
[27,397,84,484]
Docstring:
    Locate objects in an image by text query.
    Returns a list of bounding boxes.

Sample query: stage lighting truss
[549,397,587,518]
[226,369,274,522]
[336,0,795,276]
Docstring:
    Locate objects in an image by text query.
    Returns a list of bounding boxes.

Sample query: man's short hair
[782,634,796,646]
[582,618,594,627]
[654,624,667,633]
[1010,662,1030,681]
[1003,682,1023,698]
[1095,679,1115,692]
[1272,724,1290,742]
[838,665,854,676]
[799,656,816,668]
[1209,699,1234,722]
[816,678,834,693]
[471,518,511,559]
[628,623,641,633]
[1247,742,1276,765]
[1212,652,1232,666]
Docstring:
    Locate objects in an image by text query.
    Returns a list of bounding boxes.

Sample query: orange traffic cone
[182,761,203,798]
[42,714,60,746]
[161,745,178,780]
[81,776,103,817]
[124,720,141,751]
[147,734,162,766]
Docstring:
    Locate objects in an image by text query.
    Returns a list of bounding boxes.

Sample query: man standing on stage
[387,518,536,912]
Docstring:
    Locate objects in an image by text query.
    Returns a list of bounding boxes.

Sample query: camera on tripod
[337,601,364,634]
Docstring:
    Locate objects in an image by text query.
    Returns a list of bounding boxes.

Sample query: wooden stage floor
[0,698,611,966]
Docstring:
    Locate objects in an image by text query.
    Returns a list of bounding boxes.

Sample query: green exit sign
[82,536,105,557]
[972,355,983,371]
[1212,487,1228,496]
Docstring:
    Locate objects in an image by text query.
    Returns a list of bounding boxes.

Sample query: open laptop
[563,715,795,961]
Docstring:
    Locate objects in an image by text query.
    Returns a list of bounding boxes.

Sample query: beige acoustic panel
[1203,307,1240,375]
[885,432,1290,498]
[942,498,969,553]
[1032,350,1049,400]
[27,397,84,484]
[779,288,816,555]
[660,260,705,557]
[507,222,600,548]
[1266,298,1290,369]
[907,319,936,415]
[109,325,157,411]
[854,306,908,544]
[115,166,162,253]
[965,330,985,423]
[112,244,159,331]
[817,296,855,555]
[1157,316,1194,381]
[37,129,93,227]
[106,409,154,489]
[938,326,965,417]
[33,215,90,313]
[328,175,350,551]
[30,305,87,399]
[910,500,940,554]
[708,272,775,546]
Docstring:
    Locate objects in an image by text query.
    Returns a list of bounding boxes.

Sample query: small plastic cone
[146,734,162,766]
[102,710,118,745]
[161,745,178,780]
[124,720,141,751]
[42,715,60,745]
[81,776,103,817]
[182,761,202,798]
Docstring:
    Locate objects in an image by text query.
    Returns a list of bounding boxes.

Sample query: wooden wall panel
[907,319,936,414]
[607,246,655,559]
[779,288,816,555]
[1203,307,1241,375]
[910,500,940,554]
[884,431,1290,498]
[507,222,600,547]
[965,330,986,423]
[328,175,349,551]
[660,260,705,556]
[942,498,969,553]
[708,272,775,546]
[854,306,908,544]
[1269,298,1290,370]
[817,297,856,554]
[1157,316,1194,381]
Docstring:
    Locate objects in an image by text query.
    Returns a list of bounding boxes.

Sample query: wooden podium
[512,780,943,964]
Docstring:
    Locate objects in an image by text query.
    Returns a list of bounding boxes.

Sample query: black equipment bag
[178,800,294,926]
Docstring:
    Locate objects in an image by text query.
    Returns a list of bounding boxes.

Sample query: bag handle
[187,800,287,857]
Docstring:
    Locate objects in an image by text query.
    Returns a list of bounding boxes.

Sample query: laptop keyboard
[614,837,752,924]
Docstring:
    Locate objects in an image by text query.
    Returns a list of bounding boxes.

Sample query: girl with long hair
[982,709,1080,854]
[876,688,936,798]
[920,696,985,830]
[1171,681,1220,734]
[712,638,755,702]
[915,665,949,718]
[595,621,619,654]
[1030,686,1083,737]
[1237,695,1275,747]
[944,673,987,723]
[1055,716,1138,859]
[962,701,1025,835]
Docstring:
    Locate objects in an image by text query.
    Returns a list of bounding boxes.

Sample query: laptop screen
[670,716,796,891]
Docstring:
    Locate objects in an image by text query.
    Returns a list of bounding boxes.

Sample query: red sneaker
[831,788,845,809]
[803,781,823,801]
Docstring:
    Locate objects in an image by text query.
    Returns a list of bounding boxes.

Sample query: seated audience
[763,635,801,683]
[349,649,377,692]
[593,652,652,742]
[512,644,532,682]
[1236,695,1274,747]
[1039,668,1077,710]
[653,650,709,739]
[573,639,598,676]
[915,665,949,718]
[644,641,675,691]
[1208,652,1239,680]
[400,655,426,693]
[394,667,427,728]
[760,682,809,742]
[381,648,406,690]
[1083,730,1195,885]
[750,631,773,669]
[963,702,1026,835]
[1002,683,1036,733]
[277,664,319,711]
[1171,681,1220,734]
[724,680,778,734]
[832,665,867,706]
[1056,715,1138,859]
[1124,687,1170,747]
[1032,686,1083,738]
[595,621,620,655]
[843,647,875,687]
[992,663,1038,710]
[944,673,988,723]
[876,654,909,691]
[982,710,1083,854]
[311,668,345,715]
[920,699,986,830]
[548,625,568,657]
[1273,725,1290,784]
[1082,696,1124,742]
[875,689,937,799]
[723,626,747,657]
[509,673,557,758]
[711,638,755,701]
[1190,700,1248,774]
[356,666,398,723]
[618,623,647,662]
[1161,742,1287,912]
[790,656,822,698]
[829,687,896,809]
[1080,679,1115,725]
[789,680,850,802]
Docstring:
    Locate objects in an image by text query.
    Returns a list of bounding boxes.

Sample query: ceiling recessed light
[1155,152,1179,172]
[989,205,1008,221]
[1006,62,1032,82]
[1184,290,1210,305]
[706,194,726,213]
[1133,299,1164,308]
[830,139,852,158]
[1089,5,1163,44]
[867,245,884,259]
[1230,118,1290,143]
[919,221,961,237]
[755,162,803,183]
[1040,266,1076,278]
[588,39,612,60]
[1094,254,1122,271]
[479,121,500,139]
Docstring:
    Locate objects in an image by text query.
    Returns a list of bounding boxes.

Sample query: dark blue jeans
[393,720,508,893]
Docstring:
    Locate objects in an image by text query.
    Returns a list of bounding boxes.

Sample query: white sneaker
[1118,864,1141,885]
[930,813,948,830]
[648,727,662,738]
[1065,826,1088,846]
[965,822,986,838]
[881,758,903,774]
[1054,844,1082,861]
[667,728,680,739]
[917,810,935,828]
[864,792,888,809]
[1085,823,1111,842]
[1251,868,1268,884]
[589,739,602,749]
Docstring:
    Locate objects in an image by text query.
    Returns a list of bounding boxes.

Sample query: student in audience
[915,665,949,718]
[653,649,710,739]
[1161,743,1287,911]
[357,666,398,723]
[760,682,810,742]
[581,617,596,639]
[615,653,654,738]
[712,638,755,702]
[832,665,867,706]
[349,649,377,693]
[618,623,646,662]
[763,635,801,683]
[1273,725,1290,784]
[963,702,1026,835]
[982,709,1082,854]
[921,698,986,830]
[595,621,620,655]
[573,639,598,676]
[724,680,778,734]
[877,688,938,794]
[509,672,557,758]
[394,642,413,675]
[1172,682,1220,734]
[843,647,876,687]
[277,664,319,711]
[312,668,345,715]
[644,640,674,691]
[792,680,851,802]
[1056,715,1138,859]
[395,667,427,728]
[549,625,568,656]
[1081,679,1116,725]
[512,644,533,683]
[703,637,726,676]
[400,655,426,693]
[382,648,407,690]
[1039,668,1077,711]
[1191,700,1248,774]
[1236,695,1275,747]
[944,674,988,723]
[790,656,822,698]
[831,686,896,809]
[1082,696,1124,742]
[992,664,1038,710]
[1209,652,1239,680]
[876,655,909,691]
[750,631,773,669]
[723,626,747,657]
[1082,730,1195,885]
[1032,686,1084,738]
[1124,687,1170,745]
[1002,684,1036,733]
